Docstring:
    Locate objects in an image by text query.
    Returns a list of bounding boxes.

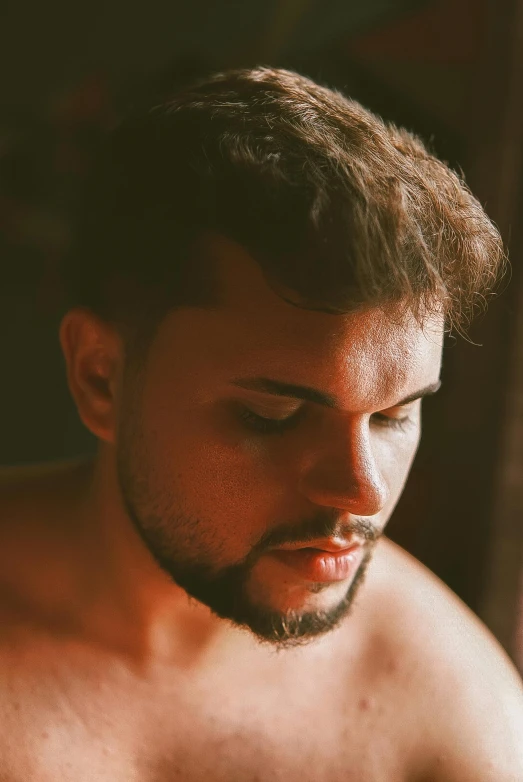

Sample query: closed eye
[237,404,416,436]
[237,406,303,435]
[371,411,414,433]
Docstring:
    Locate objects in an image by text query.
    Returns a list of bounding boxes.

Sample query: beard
[144,544,374,648]
[116,373,379,649]
[119,461,377,647]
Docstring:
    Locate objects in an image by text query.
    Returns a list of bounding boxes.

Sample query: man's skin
[0,236,522,781]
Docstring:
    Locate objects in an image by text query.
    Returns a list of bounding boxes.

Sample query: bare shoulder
[0,457,91,506]
[0,458,91,546]
[0,458,93,625]
[365,537,523,782]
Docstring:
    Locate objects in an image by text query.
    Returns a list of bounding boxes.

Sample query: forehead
[154,237,443,409]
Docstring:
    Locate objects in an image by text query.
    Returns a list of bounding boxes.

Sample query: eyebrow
[230,377,442,410]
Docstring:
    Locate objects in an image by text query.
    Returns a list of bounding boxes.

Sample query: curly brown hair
[63,66,505,335]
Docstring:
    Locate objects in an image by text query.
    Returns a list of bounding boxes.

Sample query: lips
[274,537,362,554]
[268,540,365,583]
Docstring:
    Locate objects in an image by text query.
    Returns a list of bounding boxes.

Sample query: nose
[299,419,390,517]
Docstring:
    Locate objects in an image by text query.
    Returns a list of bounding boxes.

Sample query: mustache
[252,509,380,555]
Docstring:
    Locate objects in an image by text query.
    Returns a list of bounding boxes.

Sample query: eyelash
[372,413,412,433]
[237,407,412,436]
[238,407,302,435]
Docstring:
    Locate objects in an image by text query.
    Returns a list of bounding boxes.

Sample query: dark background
[1,0,522,670]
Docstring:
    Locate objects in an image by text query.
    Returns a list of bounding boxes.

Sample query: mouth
[273,537,364,554]
[268,539,366,583]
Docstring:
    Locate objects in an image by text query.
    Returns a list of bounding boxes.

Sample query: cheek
[139,388,291,544]
[379,425,422,505]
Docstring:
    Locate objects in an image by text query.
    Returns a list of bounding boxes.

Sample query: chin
[221,555,372,648]
[137,533,372,647]
[247,571,353,614]
[237,589,357,648]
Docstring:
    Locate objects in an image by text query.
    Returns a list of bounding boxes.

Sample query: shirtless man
[0,67,522,781]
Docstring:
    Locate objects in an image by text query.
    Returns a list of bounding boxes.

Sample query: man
[0,66,521,781]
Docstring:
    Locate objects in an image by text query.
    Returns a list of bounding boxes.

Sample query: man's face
[116,237,443,647]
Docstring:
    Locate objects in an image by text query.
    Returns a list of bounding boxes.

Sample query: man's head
[60,67,503,647]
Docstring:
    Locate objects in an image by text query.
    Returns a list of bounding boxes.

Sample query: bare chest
[0,639,410,782]
[0,700,405,782]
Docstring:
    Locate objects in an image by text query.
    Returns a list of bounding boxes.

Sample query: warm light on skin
[62,235,444,647]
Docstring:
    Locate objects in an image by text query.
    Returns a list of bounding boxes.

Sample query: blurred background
[1,0,522,672]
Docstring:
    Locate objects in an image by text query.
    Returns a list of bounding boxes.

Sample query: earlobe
[59,308,122,444]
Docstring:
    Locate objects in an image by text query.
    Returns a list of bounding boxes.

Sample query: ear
[59,308,123,444]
